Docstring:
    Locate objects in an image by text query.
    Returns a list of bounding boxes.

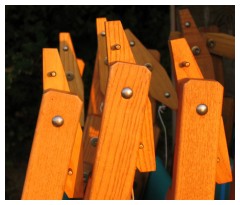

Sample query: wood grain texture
[136,98,156,172]
[179,9,215,79]
[88,53,105,116]
[202,32,235,59]
[216,118,232,184]
[22,90,82,199]
[77,58,85,77]
[43,48,84,198]
[59,32,84,126]
[84,176,92,200]
[96,17,108,95]
[148,49,161,61]
[125,29,178,110]
[172,79,223,199]
[105,21,135,65]
[89,62,151,199]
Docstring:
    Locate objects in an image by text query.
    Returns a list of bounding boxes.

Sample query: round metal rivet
[52,115,64,127]
[144,63,153,71]
[192,46,201,55]
[112,44,121,50]
[66,71,74,81]
[47,71,57,77]
[121,87,133,99]
[90,137,98,147]
[196,104,208,115]
[207,39,215,48]
[63,45,69,51]
[68,168,73,175]
[139,143,144,149]
[130,41,135,47]
[185,21,191,27]
[217,157,220,163]
[180,61,190,67]
[101,31,106,36]
[164,92,171,98]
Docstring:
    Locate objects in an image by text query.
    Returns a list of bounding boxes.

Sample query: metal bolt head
[68,168,73,175]
[139,143,144,149]
[47,71,57,77]
[185,21,191,27]
[112,44,121,50]
[144,63,153,71]
[129,41,135,47]
[121,87,133,99]
[192,46,201,55]
[164,92,171,98]
[207,39,215,48]
[196,104,208,115]
[63,45,69,51]
[90,137,98,147]
[52,115,64,127]
[179,61,190,67]
[101,31,106,36]
[66,71,74,81]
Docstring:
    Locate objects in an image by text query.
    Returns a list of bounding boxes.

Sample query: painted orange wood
[77,58,85,77]
[59,32,84,126]
[96,17,108,95]
[216,118,232,184]
[125,29,178,110]
[179,9,215,79]
[43,48,84,198]
[21,90,82,199]
[202,32,235,59]
[43,48,70,92]
[88,53,105,116]
[136,98,156,172]
[105,21,136,65]
[89,62,151,199]
[169,38,232,186]
[172,79,223,199]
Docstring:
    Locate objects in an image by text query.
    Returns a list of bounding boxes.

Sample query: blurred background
[5,5,234,200]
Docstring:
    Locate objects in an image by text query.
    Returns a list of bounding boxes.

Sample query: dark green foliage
[5,5,170,199]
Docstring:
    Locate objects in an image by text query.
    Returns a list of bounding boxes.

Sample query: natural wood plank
[136,98,156,172]
[179,9,215,79]
[96,17,108,95]
[22,90,82,199]
[43,48,84,198]
[172,79,223,199]
[169,31,182,40]
[105,21,135,65]
[216,118,232,184]
[148,49,161,61]
[59,32,84,126]
[77,58,85,77]
[125,29,178,110]
[89,62,151,199]
[84,176,92,200]
[202,32,235,59]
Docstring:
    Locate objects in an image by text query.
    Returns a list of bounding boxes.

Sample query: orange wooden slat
[89,62,151,199]
[179,9,215,79]
[77,58,85,77]
[21,90,82,199]
[125,29,178,110]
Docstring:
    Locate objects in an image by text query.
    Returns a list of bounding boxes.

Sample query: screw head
[52,115,64,127]
[180,61,190,67]
[196,104,208,115]
[144,63,153,71]
[63,45,69,51]
[192,46,201,55]
[121,87,133,99]
[185,21,191,27]
[129,41,135,47]
[68,168,73,175]
[47,71,57,77]
[112,44,121,50]
[101,31,106,36]
[90,137,98,147]
[164,92,171,98]
[139,143,144,149]
[207,39,215,48]
[217,157,220,163]
[66,71,74,81]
